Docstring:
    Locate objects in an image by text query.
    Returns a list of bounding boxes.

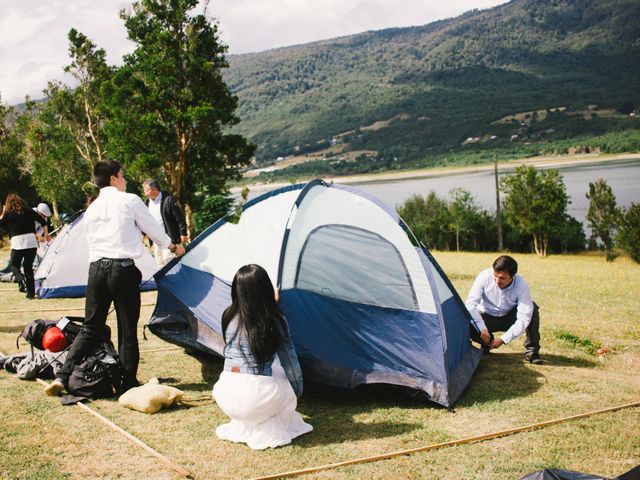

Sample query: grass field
[0,251,638,480]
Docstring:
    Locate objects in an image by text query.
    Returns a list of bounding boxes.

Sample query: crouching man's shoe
[525,352,544,365]
[44,378,65,396]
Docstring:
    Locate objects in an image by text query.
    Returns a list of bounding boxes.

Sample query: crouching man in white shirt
[466,255,542,364]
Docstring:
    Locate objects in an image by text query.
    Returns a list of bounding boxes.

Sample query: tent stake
[251,401,640,480]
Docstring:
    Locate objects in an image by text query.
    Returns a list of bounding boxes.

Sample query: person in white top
[465,255,542,364]
[45,160,186,396]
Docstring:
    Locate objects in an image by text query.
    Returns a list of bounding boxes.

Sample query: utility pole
[494,154,503,251]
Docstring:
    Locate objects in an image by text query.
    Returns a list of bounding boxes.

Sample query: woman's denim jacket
[223,315,304,397]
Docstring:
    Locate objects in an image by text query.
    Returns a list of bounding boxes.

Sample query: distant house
[462,136,481,145]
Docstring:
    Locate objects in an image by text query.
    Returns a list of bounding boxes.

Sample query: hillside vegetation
[224,0,640,179]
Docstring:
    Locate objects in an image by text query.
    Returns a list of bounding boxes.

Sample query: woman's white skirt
[212,360,313,450]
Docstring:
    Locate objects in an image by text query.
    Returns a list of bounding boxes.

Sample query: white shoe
[44,379,65,396]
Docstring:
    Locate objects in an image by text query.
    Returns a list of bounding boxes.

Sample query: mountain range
[224,0,640,178]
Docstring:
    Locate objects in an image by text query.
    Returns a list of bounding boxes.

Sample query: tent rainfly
[148,180,481,407]
[34,212,158,298]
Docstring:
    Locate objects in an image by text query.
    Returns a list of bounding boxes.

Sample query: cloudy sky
[0,0,509,105]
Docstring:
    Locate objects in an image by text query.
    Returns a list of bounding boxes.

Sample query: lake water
[348,159,640,224]
[245,158,640,225]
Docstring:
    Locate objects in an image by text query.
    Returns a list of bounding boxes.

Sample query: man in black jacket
[143,179,188,266]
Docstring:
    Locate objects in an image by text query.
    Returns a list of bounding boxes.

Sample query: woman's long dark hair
[222,264,287,370]
[4,194,26,214]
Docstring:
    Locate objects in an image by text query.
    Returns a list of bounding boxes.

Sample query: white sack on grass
[118,383,184,414]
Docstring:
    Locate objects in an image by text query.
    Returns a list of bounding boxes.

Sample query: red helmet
[42,327,69,352]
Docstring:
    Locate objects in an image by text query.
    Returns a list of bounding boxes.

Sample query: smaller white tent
[35,212,158,298]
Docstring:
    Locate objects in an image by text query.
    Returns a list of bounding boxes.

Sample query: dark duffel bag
[66,341,126,399]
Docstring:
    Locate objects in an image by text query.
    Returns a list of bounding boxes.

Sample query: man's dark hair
[93,160,123,189]
[493,255,518,276]
[143,178,161,191]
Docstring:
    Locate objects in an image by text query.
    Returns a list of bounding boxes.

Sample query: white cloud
[0,0,508,105]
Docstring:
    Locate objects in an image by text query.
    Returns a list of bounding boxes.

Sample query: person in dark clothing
[0,194,47,299]
[44,160,185,397]
[142,179,188,267]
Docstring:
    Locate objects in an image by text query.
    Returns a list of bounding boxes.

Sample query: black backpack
[66,340,126,399]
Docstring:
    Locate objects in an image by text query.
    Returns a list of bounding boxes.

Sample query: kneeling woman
[213,264,312,449]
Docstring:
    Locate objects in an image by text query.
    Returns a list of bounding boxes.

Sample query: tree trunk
[52,200,60,222]
[456,229,460,252]
[184,202,194,241]
[533,234,541,256]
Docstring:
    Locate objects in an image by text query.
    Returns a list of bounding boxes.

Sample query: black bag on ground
[18,319,56,350]
[66,340,126,399]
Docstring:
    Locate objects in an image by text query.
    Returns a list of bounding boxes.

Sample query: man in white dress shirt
[45,160,185,396]
[466,255,542,364]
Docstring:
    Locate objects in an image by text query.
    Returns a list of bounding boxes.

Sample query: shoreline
[230,152,640,194]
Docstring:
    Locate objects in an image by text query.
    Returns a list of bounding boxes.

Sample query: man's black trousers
[10,248,37,298]
[58,258,142,386]
[470,303,541,354]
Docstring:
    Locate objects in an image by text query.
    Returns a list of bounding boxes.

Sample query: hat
[37,203,52,217]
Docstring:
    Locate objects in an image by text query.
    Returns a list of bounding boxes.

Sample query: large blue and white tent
[149,180,481,407]
[34,212,158,298]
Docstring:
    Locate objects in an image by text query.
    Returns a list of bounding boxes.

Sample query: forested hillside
[224,0,640,177]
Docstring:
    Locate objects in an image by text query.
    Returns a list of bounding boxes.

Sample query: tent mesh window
[294,224,418,310]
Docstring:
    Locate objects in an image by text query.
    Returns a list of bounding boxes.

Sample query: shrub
[616,203,640,263]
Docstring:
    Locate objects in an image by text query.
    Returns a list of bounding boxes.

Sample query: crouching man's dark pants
[470,302,541,355]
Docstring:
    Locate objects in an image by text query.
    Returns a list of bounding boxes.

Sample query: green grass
[0,250,639,479]
[554,329,600,354]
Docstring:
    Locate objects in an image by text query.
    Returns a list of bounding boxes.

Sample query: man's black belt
[94,258,134,267]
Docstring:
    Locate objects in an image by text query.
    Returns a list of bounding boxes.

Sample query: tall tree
[448,188,478,252]
[0,97,35,205]
[60,28,113,166]
[104,0,255,236]
[19,94,90,218]
[586,178,620,261]
[501,165,568,257]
